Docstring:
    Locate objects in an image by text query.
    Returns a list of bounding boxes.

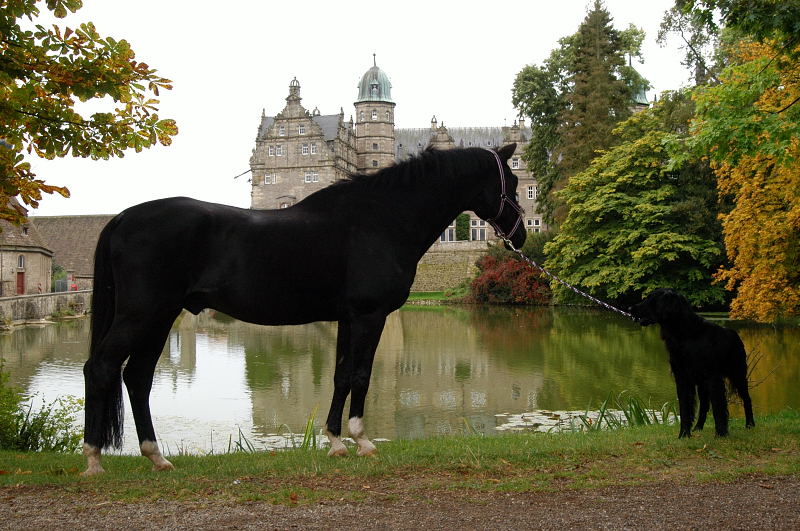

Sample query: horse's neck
[391,170,482,254]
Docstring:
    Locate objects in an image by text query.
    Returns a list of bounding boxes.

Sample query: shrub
[0,361,83,452]
[470,254,551,304]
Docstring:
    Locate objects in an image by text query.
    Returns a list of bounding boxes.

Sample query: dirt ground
[1,475,798,530]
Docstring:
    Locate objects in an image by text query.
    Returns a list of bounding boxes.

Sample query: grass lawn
[1,410,797,504]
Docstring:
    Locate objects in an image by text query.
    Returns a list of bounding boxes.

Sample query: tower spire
[373,53,376,67]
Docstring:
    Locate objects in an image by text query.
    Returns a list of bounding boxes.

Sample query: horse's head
[470,143,527,250]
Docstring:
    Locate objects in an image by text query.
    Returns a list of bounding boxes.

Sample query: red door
[16,272,25,295]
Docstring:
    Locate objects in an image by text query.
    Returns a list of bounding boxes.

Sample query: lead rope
[499,236,634,320]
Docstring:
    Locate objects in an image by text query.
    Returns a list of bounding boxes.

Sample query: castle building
[249,59,548,241]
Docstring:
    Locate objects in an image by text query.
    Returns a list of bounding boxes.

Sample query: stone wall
[411,241,488,292]
[0,291,91,328]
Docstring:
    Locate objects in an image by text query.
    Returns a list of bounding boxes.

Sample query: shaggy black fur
[629,288,755,438]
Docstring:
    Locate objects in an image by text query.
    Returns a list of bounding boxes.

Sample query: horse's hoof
[81,466,105,477]
[152,461,175,472]
[327,446,348,457]
[357,444,378,457]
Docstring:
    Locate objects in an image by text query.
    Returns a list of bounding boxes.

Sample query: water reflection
[1,307,797,453]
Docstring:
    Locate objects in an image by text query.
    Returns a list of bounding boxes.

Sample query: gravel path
[2,475,798,530]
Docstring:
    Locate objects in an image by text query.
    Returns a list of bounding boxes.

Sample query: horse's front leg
[325,319,352,457]
[347,312,386,457]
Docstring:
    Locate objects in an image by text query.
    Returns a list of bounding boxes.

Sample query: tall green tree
[544,91,725,307]
[0,0,177,225]
[512,1,647,224]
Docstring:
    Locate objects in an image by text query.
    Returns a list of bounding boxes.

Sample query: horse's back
[102,197,354,324]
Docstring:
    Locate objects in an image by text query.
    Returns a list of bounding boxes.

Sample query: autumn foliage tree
[692,40,800,321]
[0,0,177,225]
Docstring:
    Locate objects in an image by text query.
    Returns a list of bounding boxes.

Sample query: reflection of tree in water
[468,306,676,409]
[240,321,335,391]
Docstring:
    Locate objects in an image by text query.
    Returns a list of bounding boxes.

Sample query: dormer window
[278,125,285,136]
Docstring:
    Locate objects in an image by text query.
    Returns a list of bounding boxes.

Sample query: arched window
[17,255,25,268]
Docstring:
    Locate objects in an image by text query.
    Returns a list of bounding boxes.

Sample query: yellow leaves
[713,146,800,322]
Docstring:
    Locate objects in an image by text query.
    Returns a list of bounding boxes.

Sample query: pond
[2,306,797,454]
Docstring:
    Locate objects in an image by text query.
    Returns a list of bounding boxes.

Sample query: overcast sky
[30,0,691,216]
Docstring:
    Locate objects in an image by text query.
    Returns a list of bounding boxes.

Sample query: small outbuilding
[0,199,53,296]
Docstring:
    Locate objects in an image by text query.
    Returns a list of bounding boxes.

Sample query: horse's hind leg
[123,311,180,471]
[83,345,128,476]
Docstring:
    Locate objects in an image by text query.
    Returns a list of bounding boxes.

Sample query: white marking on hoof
[325,430,348,457]
[82,443,105,476]
[349,417,378,457]
[141,440,175,472]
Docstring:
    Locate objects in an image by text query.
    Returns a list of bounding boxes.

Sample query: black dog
[629,288,755,438]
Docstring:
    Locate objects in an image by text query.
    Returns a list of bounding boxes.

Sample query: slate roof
[395,126,529,159]
[256,114,342,142]
[0,199,52,255]
[31,215,115,276]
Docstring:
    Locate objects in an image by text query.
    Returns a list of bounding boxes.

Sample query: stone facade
[249,78,358,210]
[0,199,53,296]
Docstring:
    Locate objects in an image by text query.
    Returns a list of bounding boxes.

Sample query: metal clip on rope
[501,237,634,320]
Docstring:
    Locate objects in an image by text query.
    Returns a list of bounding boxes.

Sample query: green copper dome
[356,57,393,103]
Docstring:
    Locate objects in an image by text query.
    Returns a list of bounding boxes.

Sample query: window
[22,226,28,236]
[386,111,390,121]
[302,143,309,155]
[280,202,290,209]
[268,145,275,157]
[278,125,285,136]
[371,110,377,120]
[372,143,379,150]
[511,158,520,169]
[298,125,305,135]
[359,111,364,121]
[471,228,486,241]
[17,255,24,268]
[372,160,378,167]
[276,145,283,156]
[311,143,317,154]
[264,174,272,185]
[534,218,540,227]
[527,185,534,200]
[304,171,319,183]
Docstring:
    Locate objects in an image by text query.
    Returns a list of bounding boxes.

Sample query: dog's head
[628,288,691,326]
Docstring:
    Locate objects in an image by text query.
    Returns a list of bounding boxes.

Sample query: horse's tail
[84,216,125,449]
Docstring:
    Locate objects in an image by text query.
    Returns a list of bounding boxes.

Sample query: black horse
[82,144,526,474]
[629,288,755,438]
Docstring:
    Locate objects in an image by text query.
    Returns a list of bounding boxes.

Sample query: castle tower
[354,55,395,173]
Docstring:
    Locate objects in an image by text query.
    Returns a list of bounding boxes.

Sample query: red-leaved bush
[469,255,551,305]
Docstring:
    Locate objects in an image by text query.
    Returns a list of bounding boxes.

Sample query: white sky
[29,0,691,216]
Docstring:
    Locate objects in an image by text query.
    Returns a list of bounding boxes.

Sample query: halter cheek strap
[483,148,525,241]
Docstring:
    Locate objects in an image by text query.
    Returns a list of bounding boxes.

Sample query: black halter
[483,148,525,241]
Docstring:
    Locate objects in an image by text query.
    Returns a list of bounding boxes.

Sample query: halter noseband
[483,148,525,241]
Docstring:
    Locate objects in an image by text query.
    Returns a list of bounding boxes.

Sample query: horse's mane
[334,147,489,194]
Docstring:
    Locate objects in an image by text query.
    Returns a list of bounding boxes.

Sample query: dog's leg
[675,375,695,438]
[733,376,755,429]
[694,382,709,432]
[709,377,729,437]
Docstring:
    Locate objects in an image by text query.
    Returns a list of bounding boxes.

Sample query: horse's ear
[497,143,517,161]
